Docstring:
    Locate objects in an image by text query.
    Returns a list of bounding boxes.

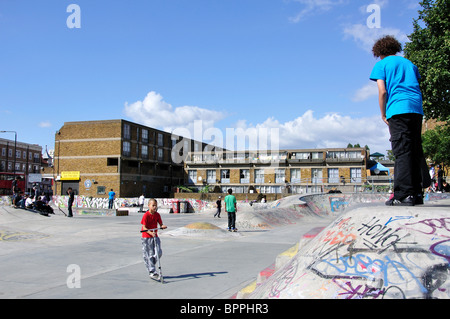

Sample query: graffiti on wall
[308,214,450,299]
[50,195,214,213]
[251,210,450,299]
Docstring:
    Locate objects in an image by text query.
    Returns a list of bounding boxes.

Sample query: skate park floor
[0,203,331,299]
[1,193,449,300]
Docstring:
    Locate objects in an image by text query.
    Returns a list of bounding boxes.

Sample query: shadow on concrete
[163,271,228,283]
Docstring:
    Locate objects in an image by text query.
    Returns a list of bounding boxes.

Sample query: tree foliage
[422,125,450,168]
[404,0,450,122]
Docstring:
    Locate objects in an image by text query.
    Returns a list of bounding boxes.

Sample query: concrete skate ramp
[245,197,450,299]
[165,222,242,239]
[299,193,389,217]
[236,193,389,230]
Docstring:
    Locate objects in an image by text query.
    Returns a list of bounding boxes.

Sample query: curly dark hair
[372,35,402,57]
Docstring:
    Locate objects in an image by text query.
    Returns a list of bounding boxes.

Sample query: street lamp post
[0,131,17,176]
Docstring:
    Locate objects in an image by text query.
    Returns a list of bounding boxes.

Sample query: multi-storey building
[53,119,213,198]
[0,138,43,195]
[184,148,369,194]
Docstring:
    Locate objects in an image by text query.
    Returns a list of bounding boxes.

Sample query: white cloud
[342,23,408,54]
[289,0,348,23]
[38,121,51,128]
[124,91,226,134]
[124,92,391,154]
[352,81,378,102]
[232,110,391,153]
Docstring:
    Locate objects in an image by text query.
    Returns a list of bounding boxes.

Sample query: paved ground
[0,204,331,299]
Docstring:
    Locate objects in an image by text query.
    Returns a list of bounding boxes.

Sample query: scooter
[141,227,165,283]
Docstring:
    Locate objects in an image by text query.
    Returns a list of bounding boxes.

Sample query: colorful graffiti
[247,198,450,299]
[49,195,214,213]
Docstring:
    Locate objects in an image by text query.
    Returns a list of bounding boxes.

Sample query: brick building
[0,138,43,195]
[184,148,369,194]
[53,119,212,198]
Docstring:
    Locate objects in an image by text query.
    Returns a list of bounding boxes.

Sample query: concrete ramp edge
[236,193,450,299]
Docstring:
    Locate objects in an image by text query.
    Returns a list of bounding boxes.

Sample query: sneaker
[385,195,415,206]
[150,272,160,280]
[233,228,238,232]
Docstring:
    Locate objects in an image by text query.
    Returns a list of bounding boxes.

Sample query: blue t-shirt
[370,56,423,120]
[108,191,115,200]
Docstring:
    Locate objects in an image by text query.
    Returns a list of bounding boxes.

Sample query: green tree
[422,125,450,168]
[404,0,450,122]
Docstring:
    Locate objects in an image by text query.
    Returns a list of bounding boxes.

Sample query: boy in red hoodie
[141,198,167,280]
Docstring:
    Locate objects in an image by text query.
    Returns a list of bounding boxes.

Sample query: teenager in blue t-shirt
[370,35,427,206]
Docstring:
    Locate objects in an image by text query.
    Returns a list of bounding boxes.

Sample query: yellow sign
[60,171,80,181]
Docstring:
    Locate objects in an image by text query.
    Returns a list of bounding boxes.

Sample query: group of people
[11,178,54,215]
[13,191,54,215]
[429,164,449,193]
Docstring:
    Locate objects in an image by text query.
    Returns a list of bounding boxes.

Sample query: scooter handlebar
[140,227,166,232]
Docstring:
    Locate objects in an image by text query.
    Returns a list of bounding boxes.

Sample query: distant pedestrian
[437,165,444,192]
[108,188,115,209]
[214,196,222,218]
[370,35,426,206]
[224,189,237,232]
[138,194,145,213]
[429,164,436,191]
[12,176,20,207]
[67,187,74,217]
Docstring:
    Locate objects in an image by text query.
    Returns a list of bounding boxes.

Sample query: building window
[328,168,339,184]
[97,186,106,195]
[124,124,131,140]
[275,169,285,183]
[142,129,148,143]
[311,168,323,183]
[123,141,131,157]
[254,169,264,183]
[206,170,216,184]
[158,133,163,146]
[107,158,118,166]
[188,170,197,184]
[240,169,250,184]
[290,168,301,183]
[158,148,163,161]
[16,150,21,159]
[351,168,362,183]
[142,145,148,159]
[221,169,230,184]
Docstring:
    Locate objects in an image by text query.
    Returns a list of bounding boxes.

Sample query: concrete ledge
[74,208,128,216]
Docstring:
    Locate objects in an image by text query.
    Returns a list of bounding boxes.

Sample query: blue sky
[0,0,422,155]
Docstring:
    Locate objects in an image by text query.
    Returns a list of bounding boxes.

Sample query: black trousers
[227,211,236,230]
[388,113,425,200]
[68,200,73,217]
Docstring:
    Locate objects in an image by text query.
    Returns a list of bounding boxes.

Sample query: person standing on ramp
[224,189,237,232]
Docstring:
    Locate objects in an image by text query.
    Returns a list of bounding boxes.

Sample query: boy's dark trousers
[227,211,236,230]
[388,113,424,200]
